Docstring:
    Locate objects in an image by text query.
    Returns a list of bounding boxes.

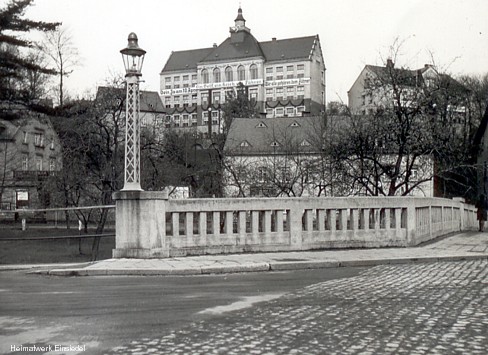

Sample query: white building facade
[160,7,326,135]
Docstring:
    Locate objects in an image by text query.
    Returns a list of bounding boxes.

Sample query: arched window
[250,64,258,80]
[213,68,221,83]
[237,65,246,81]
[225,66,233,82]
[201,69,209,84]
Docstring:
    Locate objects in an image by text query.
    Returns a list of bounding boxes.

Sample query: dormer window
[270,141,280,147]
[300,140,311,146]
[256,122,267,128]
[290,121,301,128]
[240,140,251,147]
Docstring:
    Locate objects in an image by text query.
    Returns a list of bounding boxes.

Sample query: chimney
[213,43,217,48]
[386,58,394,68]
[272,37,277,41]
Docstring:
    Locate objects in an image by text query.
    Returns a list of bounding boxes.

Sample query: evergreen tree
[0,0,60,105]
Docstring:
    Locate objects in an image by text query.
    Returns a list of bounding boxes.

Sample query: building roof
[224,116,327,155]
[260,35,318,62]
[161,47,214,73]
[200,30,265,63]
[0,119,18,141]
[96,86,165,113]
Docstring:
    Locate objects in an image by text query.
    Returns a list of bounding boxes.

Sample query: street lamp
[120,32,146,191]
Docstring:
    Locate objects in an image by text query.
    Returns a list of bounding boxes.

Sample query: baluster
[225,211,233,235]
[172,212,179,237]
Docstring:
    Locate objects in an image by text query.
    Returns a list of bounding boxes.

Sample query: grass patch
[0,223,114,264]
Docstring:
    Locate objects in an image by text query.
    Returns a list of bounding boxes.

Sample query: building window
[34,133,44,147]
[201,69,209,84]
[266,108,274,117]
[191,114,198,126]
[297,106,305,116]
[225,66,233,82]
[191,74,197,81]
[183,75,189,81]
[49,158,56,171]
[23,131,28,144]
[213,68,221,83]
[201,92,208,105]
[50,139,55,150]
[297,86,304,99]
[275,107,284,117]
[237,65,246,81]
[250,64,258,80]
[183,95,190,106]
[203,112,209,123]
[286,107,295,116]
[276,87,283,101]
[286,65,294,72]
[165,116,172,128]
[213,92,220,104]
[297,64,305,71]
[266,67,273,74]
[276,66,283,73]
[287,87,295,99]
[22,154,28,171]
[249,88,258,101]
[173,76,180,82]
[36,156,42,171]
[182,114,189,127]
[165,77,171,83]
[212,111,219,125]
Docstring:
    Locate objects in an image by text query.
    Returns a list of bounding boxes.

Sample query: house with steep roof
[223,115,434,198]
[160,7,326,136]
[223,116,330,197]
[0,105,62,211]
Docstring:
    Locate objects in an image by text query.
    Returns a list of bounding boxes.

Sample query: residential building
[160,7,326,135]
[223,116,434,197]
[95,86,166,132]
[348,60,468,121]
[0,106,62,210]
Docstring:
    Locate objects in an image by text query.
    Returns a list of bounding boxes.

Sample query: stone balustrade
[112,191,477,259]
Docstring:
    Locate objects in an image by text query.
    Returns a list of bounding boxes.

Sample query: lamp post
[120,32,146,191]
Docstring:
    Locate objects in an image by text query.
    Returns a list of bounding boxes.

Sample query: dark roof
[200,30,264,63]
[161,47,214,72]
[161,35,319,73]
[224,116,327,155]
[96,86,165,113]
[260,35,318,62]
[0,119,17,141]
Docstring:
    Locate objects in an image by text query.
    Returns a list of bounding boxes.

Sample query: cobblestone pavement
[107,260,488,354]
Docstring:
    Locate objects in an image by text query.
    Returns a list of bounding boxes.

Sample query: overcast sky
[23,0,488,104]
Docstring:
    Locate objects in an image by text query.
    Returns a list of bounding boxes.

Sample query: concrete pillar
[112,191,169,258]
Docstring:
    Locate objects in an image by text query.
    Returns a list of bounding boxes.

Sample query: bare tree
[42,26,80,107]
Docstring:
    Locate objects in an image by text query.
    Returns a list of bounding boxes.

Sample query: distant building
[0,106,62,210]
[160,7,326,135]
[348,60,468,120]
[95,86,165,130]
[223,116,434,197]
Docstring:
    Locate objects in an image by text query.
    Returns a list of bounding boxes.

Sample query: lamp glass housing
[120,33,146,75]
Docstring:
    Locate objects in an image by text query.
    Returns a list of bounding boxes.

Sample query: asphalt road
[0,267,364,354]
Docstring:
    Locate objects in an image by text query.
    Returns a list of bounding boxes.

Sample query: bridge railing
[112,191,477,259]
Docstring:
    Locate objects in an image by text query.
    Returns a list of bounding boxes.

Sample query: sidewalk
[14,231,488,276]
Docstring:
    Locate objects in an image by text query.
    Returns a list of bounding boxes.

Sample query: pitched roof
[96,86,165,113]
[260,35,318,62]
[200,30,264,63]
[224,116,327,155]
[161,35,319,73]
[161,47,214,72]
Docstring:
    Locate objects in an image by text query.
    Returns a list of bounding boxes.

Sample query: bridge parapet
[112,193,477,259]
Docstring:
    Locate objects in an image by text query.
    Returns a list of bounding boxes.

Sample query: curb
[32,254,488,277]
[0,262,93,272]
